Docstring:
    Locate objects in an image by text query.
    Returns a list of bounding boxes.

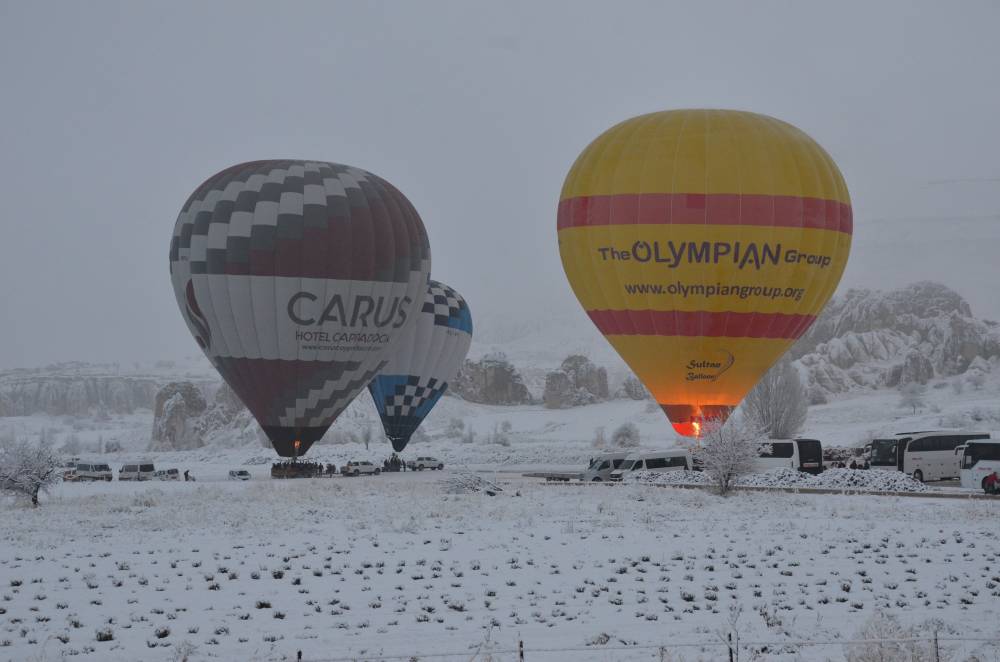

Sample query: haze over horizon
[2,1,999,368]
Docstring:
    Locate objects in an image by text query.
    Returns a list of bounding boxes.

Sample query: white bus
[958,440,1000,491]
[754,438,824,475]
[869,431,989,482]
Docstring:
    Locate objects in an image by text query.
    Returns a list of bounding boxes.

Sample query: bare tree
[60,433,82,456]
[0,440,60,507]
[591,426,607,449]
[898,383,926,414]
[445,417,465,438]
[488,423,511,447]
[611,422,640,448]
[694,416,770,496]
[742,357,807,439]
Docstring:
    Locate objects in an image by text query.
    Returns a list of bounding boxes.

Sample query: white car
[153,468,181,481]
[228,469,251,481]
[581,452,630,482]
[119,463,156,481]
[76,463,113,482]
[408,456,443,471]
[343,461,380,476]
[609,450,692,481]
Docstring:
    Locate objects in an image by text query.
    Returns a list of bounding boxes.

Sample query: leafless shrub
[743,357,807,438]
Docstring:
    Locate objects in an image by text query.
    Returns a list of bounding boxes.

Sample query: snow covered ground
[1,474,999,661]
[3,351,1000,660]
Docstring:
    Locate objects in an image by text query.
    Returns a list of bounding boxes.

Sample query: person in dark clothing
[848,460,858,470]
[984,471,999,495]
[183,470,190,481]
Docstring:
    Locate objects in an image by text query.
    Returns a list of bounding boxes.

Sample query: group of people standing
[270,460,334,478]
[830,459,871,470]
[383,454,407,472]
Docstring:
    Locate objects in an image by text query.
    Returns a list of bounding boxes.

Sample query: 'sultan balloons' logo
[685,350,735,382]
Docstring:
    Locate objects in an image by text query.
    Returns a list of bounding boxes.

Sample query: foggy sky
[2,1,999,368]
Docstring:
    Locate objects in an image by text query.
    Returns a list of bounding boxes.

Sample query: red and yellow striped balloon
[557,110,851,436]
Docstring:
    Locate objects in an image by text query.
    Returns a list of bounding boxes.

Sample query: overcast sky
[2,1,998,368]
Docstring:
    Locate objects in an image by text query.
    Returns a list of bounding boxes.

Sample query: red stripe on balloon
[557,193,852,235]
[586,309,816,340]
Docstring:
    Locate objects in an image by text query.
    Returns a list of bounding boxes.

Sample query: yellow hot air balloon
[557,110,851,437]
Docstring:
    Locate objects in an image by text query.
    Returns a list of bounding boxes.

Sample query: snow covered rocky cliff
[791,282,1000,396]
[0,363,160,417]
[2,281,997,453]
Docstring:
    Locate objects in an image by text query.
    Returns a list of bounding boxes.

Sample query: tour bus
[958,439,1000,490]
[754,438,824,474]
[869,431,990,482]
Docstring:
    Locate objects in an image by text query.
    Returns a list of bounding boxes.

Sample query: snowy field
[1,474,999,661]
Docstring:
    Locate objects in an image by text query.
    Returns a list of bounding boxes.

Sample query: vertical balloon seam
[243,163,276,431]
[570,124,617,338]
[231,163,269,436]
[669,110,695,411]
[814,135,851,343]
[755,115,792,349]
[717,111,742,354]
[295,164,311,447]
[368,175,408,444]
[605,115,640,339]
[635,112,669,356]
[371,178,394,446]
[590,119,630,337]
[236,164,270,427]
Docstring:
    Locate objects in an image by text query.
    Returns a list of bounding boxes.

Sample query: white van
[581,452,630,482]
[153,468,181,481]
[609,450,692,481]
[75,463,113,482]
[754,438,824,475]
[119,462,156,481]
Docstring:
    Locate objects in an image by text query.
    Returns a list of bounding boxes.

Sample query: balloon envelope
[169,160,431,456]
[368,280,473,452]
[557,110,851,436]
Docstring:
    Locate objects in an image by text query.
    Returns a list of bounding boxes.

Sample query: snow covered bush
[807,383,828,405]
[441,473,502,495]
[967,369,987,391]
[693,416,769,496]
[610,422,639,448]
[0,440,60,506]
[743,357,807,438]
[618,374,649,401]
[844,611,941,662]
